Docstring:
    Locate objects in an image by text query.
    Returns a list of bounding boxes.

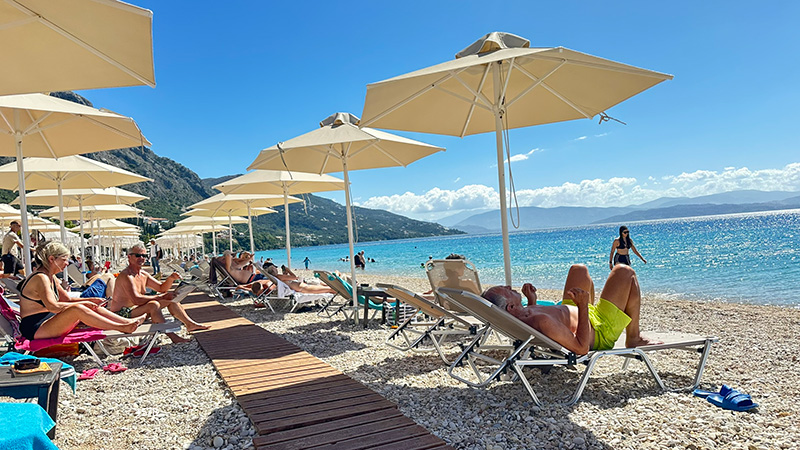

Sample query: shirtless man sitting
[109,244,210,343]
[482,264,660,355]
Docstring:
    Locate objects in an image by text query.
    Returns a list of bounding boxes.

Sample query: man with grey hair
[110,243,209,343]
[483,264,659,355]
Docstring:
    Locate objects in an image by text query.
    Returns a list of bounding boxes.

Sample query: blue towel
[0,352,76,393]
[0,403,59,450]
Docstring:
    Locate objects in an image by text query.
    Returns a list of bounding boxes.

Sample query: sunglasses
[131,253,148,258]
[623,231,629,234]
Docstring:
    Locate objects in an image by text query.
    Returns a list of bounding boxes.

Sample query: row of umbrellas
[1,0,157,273]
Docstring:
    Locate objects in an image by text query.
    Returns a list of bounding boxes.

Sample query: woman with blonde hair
[17,241,144,340]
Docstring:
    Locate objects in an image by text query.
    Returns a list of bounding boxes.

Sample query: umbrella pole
[212,223,217,255]
[342,158,359,325]
[247,203,255,254]
[57,179,69,282]
[283,185,292,269]
[228,215,233,252]
[493,62,513,286]
[78,199,86,284]
[14,129,33,275]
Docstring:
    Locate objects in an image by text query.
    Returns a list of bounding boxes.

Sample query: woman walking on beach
[609,226,647,269]
[17,241,145,341]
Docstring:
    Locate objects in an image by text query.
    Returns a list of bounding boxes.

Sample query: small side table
[356,286,392,329]
[0,362,61,439]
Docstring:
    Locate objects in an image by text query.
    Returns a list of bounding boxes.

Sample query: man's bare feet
[186,323,211,333]
[167,332,191,343]
[626,336,663,347]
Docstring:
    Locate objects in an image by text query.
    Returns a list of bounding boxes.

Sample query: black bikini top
[17,272,57,307]
[617,238,631,250]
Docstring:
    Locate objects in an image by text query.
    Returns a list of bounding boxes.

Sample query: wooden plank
[244,388,380,415]
[240,382,367,410]
[251,392,387,422]
[237,375,354,405]
[253,413,408,450]
[307,424,431,450]
[365,434,451,450]
[253,398,396,434]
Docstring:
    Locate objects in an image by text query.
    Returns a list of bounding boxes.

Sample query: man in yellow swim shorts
[483,264,661,355]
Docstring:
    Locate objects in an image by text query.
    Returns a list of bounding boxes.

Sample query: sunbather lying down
[483,264,661,355]
[236,265,336,295]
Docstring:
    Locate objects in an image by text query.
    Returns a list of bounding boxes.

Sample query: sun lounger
[207,257,240,299]
[66,264,85,287]
[436,287,719,407]
[0,290,180,367]
[425,258,482,312]
[0,277,22,299]
[314,270,383,321]
[376,283,483,364]
[260,271,333,313]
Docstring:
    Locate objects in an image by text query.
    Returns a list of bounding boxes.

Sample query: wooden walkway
[181,292,454,450]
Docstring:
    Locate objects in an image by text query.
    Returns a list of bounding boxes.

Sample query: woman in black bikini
[609,226,647,269]
[18,241,144,341]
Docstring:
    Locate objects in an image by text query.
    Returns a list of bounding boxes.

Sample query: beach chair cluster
[0,286,180,367]
[313,270,384,321]
[375,258,719,407]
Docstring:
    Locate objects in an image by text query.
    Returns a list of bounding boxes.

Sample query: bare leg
[599,265,661,347]
[34,304,143,339]
[289,281,336,294]
[562,264,596,304]
[131,301,190,343]
[163,301,210,333]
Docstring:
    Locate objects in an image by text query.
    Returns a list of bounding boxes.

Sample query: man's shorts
[114,307,133,318]
[80,278,107,298]
[562,298,631,350]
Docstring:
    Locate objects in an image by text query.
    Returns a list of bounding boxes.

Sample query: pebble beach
[5,270,799,450]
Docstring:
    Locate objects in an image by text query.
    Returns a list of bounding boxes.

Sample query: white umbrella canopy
[182,207,276,253]
[361,31,673,284]
[11,187,147,207]
[248,112,444,322]
[0,203,21,219]
[189,193,301,254]
[40,204,142,220]
[213,170,345,268]
[0,93,150,273]
[0,0,155,96]
[174,215,247,256]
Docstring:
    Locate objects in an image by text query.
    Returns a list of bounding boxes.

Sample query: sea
[254,209,800,307]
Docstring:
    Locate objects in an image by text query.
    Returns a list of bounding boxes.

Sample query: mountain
[451,206,637,232]
[634,190,800,209]
[595,198,800,224]
[448,190,800,233]
[0,91,464,248]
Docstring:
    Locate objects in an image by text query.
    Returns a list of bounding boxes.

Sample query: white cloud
[575,136,587,141]
[357,163,800,220]
[504,148,541,164]
[453,177,461,183]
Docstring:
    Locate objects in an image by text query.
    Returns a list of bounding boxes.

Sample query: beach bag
[94,336,139,355]
[34,343,80,358]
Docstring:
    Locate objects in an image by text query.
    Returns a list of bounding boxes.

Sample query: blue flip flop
[693,384,734,399]
[707,390,758,412]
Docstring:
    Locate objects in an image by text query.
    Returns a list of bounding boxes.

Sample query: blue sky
[81,1,800,221]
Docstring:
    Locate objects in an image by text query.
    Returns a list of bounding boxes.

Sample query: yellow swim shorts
[561,298,631,350]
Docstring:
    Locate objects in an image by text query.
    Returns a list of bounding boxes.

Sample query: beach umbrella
[213,170,345,269]
[42,204,142,261]
[0,0,155,96]
[0,93,149,273]
[7,182,150,273]
[0,204,21,220]
[188,193,300,254]
[361,31,673,284]
[175,216,247,256]
[248,112,444,324]
[183,207,277,253]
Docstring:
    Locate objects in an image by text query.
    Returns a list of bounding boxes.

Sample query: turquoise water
[255,209,800,307]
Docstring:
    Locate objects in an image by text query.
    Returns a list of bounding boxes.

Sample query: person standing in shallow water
[610,226,647,269]
[303,257,310,270]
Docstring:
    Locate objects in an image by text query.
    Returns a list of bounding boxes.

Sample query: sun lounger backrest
[0,293,21,338]
[437,288,568,353]
[67,264,85,286]
[426,259,481,312]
